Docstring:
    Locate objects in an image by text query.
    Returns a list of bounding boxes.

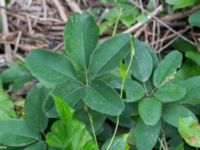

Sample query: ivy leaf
[25,49,77,88]
[0,119,39,147]
[46,97,98,150]
[102,134,129,150]
[178,117,200,148]
[24,83,48,133]
[162,104,197,127]
[131,39,153,82]
[64,13,99,71]
[83,80,124,116]
[178,76,200,104]
[153,51,182,88]
[138,97,162,126]
[154,83,186,103]
[189,11,200,28]
[135,119,161,150]
[88,33,130,78]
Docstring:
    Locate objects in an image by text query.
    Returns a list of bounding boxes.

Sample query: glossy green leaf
[88,33,130,78]
[102,134,129,150]
[178,76,200,104]
[25,141,47,150]
[162,104,196,127]
[178,117,200,148]
[153,51,182,88]
[189,11,200,27]
[53,80,85,106]
[131,39,153,82]
[135,119,161,150]
[83,80,124,116]
[166,0,198,9]
[0,119,39,147]
[64,13,99,71]
[139,97,162,126]
[25,49,76,88]
[24,83,48,132]
[154,83,186,103]
[110,78,144,102]
[46,97,98,150]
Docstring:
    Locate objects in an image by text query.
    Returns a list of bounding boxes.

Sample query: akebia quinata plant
[0,12,200,150]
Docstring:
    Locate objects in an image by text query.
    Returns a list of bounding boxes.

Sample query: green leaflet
[25,49,77,88]
[109,78,144,102]
[83,80,124,116]
[24,83,48,133]
[131,39,153,82]
[46,96,98,150]
[0,78,15,120]
[64,13,99,71]
[139,97,162,126]
[188,11,200,27]
[135,119,161,150]
[178,76,200,104]
[52,80,85,106]
[178,117,200,148]
[0,119,39,147]
[162,104,197,127]
[24,141,47,150]
[154,83,186,103]
[153,51,182,88]
[102,134,129,150]
[88,33,130,78]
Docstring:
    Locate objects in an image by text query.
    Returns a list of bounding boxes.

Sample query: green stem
[106,35,135,150]
[87,110,98,147]
[112,8,123,36]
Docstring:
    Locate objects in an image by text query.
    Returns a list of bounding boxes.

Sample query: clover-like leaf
[131,39,153,82]
[162,103,197,127]
[139,97,162,126]
[153,51,182,88]
[154,83,186,103]
[64,13,99,71]
[88,33,130,78]
[178,117,200,148]
[25,49,77,88]
[83,80,124,116]
[135,119,161,150]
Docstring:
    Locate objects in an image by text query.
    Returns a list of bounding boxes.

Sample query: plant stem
[106,35,135,150]
[87,110,98,147]
[143,82,149,96]
[112,8,123,36]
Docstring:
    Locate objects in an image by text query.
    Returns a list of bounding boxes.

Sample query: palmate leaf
[25,49,77,88]
[46,96,98,150]
[83,80,124,116]
[64,13,99,71]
